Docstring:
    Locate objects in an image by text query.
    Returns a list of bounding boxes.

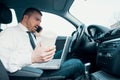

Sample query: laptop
[29,36,72,70]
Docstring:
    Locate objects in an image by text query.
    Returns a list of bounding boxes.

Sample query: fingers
[45,46,56,52]
[40,54,54,62]
[44,48,56,57]
[32,45,56,63]
[40,48,56,59]
[33,51,55,63]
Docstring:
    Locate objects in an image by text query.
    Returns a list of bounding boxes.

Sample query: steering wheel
[69,24,85,53]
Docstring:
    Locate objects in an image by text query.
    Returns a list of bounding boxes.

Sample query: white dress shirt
[0,23,39,73]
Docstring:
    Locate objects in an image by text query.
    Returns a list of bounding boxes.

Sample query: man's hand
[31,43,56,63]
[34,31,41,37]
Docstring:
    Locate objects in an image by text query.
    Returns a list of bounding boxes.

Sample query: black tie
[27,31,36,49]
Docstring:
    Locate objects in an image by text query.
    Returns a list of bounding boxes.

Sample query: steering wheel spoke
[69,24,85,53]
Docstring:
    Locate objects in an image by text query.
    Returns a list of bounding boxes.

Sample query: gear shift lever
[84,62,91,80]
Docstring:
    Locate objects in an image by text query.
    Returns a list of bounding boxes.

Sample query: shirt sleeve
[8,49,32,72]
[0,30,32,73]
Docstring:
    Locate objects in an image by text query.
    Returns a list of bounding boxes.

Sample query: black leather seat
[0,3,12,32]
[0,60,9,80]
[0,3,12,80]
[0,3,11,80]
[0,3,12,24]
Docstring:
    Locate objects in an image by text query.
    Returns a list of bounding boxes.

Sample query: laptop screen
[54,37,71,59]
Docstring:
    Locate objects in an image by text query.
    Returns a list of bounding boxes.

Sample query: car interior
[0,0,120,80]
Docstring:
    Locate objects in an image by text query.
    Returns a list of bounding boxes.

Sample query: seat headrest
[0,3,12,24]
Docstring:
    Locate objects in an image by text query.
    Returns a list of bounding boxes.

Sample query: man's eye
[35,18,40,21]
[36,19,39,21]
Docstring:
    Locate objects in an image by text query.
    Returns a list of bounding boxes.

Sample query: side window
[1,10,75,36]
[1,9,18,29]
[41,12,76,36]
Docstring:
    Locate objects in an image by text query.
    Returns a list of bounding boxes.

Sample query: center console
[91,70,120,80]
[96,38,120,77]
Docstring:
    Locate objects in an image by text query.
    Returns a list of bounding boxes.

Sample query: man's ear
[24,15,29,21]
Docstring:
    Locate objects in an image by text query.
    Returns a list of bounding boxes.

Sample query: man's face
[25,11,42,32]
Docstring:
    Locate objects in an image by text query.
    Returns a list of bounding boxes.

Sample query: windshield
[70,0,120,29]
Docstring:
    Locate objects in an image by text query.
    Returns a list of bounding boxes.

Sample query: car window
[1,10,75,36]
[70,0,120,29]
[41,12,76,36]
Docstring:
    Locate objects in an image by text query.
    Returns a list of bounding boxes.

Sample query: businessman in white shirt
[0,8,84,80]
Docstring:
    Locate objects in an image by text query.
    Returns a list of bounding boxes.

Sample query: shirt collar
[18,23,29,32]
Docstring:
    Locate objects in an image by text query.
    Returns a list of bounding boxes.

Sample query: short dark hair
[22,7,42,19]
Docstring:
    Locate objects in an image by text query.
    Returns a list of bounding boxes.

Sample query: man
[0,8,84,79]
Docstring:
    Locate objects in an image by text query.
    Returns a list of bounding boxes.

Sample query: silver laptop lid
[59,36,72,63]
